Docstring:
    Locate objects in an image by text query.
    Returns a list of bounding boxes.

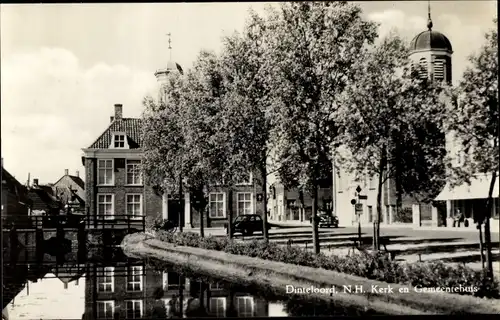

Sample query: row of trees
[141,3,498,277]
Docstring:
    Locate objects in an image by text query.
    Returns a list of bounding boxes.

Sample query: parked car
[230,214,270,236]
[310,212,339,228]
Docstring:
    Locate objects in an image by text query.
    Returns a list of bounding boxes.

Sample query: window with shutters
[433,58,445,81]
[419,58,428,79]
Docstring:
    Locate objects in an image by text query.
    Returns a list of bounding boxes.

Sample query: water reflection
[4,245,378,319]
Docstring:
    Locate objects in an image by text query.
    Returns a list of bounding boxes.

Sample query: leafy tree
[264,1,378,254]
[217,9,277,241]
[335,33,448,250]
[445,19,498,278]
[142,72,187,230]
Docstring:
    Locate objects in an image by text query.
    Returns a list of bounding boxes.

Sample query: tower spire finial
[166,32,172,61]
[427,0,433,31]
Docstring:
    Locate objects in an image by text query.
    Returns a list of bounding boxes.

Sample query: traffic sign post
[355,186,364,246]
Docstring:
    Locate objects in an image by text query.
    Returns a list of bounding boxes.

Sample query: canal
[3,233,381,319]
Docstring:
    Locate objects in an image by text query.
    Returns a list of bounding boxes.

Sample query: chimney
[65,169,69,176]
[114,104,123,121]
[33,178,39,186]
[110,116,114,123]
[76,170,79,177]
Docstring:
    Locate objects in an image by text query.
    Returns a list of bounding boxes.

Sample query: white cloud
[1,47,158,183]
[368,9,427,41]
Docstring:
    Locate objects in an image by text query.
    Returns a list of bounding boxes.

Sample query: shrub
[158,232,500,299]
[394,207,413,223]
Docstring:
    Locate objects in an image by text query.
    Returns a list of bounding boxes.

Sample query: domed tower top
[409,1,453,83]
[155,33,183,103]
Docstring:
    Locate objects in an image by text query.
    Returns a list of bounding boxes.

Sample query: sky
[1,1,497,184]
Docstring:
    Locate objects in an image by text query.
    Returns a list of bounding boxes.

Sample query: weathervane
[427,0,433,31]
[166,32,172,61]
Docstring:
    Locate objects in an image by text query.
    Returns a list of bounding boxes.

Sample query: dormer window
[110,132,129,149]
[115,135,125,148]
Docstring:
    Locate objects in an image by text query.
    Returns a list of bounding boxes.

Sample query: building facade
[268,180,333,224]
[81,104,163,227]
[333,7,452,227]
[52,169,86,214]
[1,161,30,220]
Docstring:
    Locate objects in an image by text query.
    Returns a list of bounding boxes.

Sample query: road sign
[356,185,362,193]
[358,195,368,200]
[355,203,363,215]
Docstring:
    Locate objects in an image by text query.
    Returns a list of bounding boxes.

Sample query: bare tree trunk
[312,182,320,254]
[374,149,387,252]
[484,170,497,279]
[261,164,269,242]
[228,188,234,239]
[179,173,183,232]
[200,203,205,238]
[478,222,484,269]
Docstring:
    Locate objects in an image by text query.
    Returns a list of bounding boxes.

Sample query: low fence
[85,215,145,232]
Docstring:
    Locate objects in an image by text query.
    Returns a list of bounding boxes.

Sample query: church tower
[155,33,183,103]
[409,2,453,84]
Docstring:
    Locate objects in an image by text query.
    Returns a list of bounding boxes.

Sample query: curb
[122,234,500,315]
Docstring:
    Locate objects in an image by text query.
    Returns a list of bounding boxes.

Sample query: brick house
[81,104,162,227]
[1,162,30,221]
[27,179,62,216]
[268,182,333,224]
[82,103,266,229]
[186,171,267,228]
[83,262,269,319]
[52,169,86,213]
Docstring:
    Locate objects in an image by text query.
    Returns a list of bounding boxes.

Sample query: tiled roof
[68,175,85,190]
[2,167,29,203]
[28,188,61,211]
[88,118,142,149]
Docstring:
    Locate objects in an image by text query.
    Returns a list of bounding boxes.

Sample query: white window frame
[209,281,223,291]
[126,159,142,185]
[236,192,253,216]
[97,159,114,186]
[97,267,114,293]
[209,192,226,218]
[337,172,343,192]
[126,265,143,292]
[110,132,129,149]
[162,271,181,290]
[236,172,253,185]
[209,297,226,317]
[369,175,376,189]
[236,296,254,318]
[97,300,115,319]
[126,194,143,219]
[125,299,143,319]
[97,194,114,220]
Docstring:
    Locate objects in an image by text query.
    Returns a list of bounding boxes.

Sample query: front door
[168,199,184,227]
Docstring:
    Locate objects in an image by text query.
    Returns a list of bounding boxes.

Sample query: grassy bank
[122,233,500,315]
[145,230,499,299]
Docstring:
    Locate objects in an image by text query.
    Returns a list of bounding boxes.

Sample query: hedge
[154,230,500,299]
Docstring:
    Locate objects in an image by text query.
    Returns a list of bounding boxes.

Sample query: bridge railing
[85,214,146,231]
[2,214,87,230]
